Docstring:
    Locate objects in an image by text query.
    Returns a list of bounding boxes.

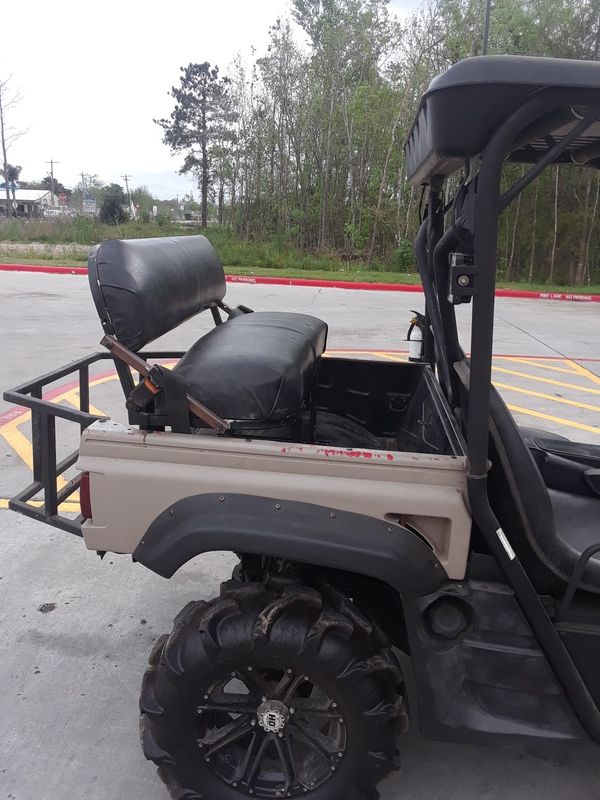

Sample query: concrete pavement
[1,271,600,799]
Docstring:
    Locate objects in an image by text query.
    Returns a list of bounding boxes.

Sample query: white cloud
[4,0,421,199]
[3,0,290,198]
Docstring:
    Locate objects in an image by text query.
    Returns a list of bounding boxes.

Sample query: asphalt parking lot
[1,271,600,800]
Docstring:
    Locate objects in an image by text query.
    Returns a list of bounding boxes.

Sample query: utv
[5,55,600,800]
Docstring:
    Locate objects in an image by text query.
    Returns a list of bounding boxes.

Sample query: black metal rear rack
[3,349,184,536]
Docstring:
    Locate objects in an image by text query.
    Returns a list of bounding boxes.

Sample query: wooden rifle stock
[101,335,230,433]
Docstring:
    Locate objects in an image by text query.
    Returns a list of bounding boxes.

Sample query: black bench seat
[88,235,327,426]
[173,312,327,422]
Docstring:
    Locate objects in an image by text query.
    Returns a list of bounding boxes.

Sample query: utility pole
[46,158,59,206]
[81,171,86,213]
[122,173,135,219]
[122,173,132,205]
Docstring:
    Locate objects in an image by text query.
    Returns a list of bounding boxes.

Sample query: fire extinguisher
[406,311,427,362]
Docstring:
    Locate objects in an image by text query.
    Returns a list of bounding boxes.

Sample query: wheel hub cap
[256,699,289,733]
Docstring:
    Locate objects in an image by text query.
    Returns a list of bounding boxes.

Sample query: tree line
[158,0,600,285]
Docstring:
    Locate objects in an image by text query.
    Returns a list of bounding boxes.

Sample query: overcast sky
[2,0,418,200]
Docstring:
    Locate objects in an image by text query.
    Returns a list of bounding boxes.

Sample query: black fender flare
[133,493,447,596]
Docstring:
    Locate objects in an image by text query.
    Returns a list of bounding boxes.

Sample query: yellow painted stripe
[507,403,600,436]
[495,381,600,413]
[0,497,80,513]
[494,356,582,376]
[0,372,118,434]
[373,352,408,362]
[62,391,106,418]
[493,366,600,395]
[1,417,67,488]
[567,359,600,388]
[1,426,34,469]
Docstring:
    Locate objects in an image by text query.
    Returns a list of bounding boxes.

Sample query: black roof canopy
[405,55,600,186]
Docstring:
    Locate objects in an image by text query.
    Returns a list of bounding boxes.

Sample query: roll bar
[415,86,600,742]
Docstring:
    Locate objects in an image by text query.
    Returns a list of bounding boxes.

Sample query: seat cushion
[526,432,600,469]
[549,489,600,589]
[173,312,327,422]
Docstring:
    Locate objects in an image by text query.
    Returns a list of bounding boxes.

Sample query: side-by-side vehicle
[5,55,600,799]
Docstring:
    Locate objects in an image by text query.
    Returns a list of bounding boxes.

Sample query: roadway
[1,271,599,800]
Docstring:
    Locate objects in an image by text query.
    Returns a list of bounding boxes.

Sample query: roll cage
[404,54,600,740]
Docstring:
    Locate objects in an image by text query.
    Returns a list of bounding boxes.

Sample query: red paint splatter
[279,443,393,462]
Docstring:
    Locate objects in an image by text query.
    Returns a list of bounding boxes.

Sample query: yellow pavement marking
[495,356,583,376]
[0,497,80,513]
[495,381,600,414]
[567,359,600,387]
[0,373,116,435]
[1,423,70,490]
[2,354,599,489]
[373,352,408,362]
[507,404,600,436]
[62,391,106,418]
[1,426,34,470]
[493,366,600,395]
[0,373,117,497]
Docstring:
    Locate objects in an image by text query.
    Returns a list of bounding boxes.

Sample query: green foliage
[1,163,21,184]
[71,216,94,244]
[156,212,173,227]
[41,175,71,200]
[100,195,129,225]
[390,241,414,273]
[156,61,237,226]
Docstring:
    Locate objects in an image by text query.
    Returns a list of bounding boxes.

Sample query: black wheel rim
[194,665,347,797]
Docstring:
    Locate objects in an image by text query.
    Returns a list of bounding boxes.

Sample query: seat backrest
[487,385,562,591]
[88,235,226,351]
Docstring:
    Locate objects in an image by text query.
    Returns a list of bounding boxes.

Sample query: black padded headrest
[88,235,226,351]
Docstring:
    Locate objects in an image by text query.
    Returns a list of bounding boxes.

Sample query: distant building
[0,188,53,218]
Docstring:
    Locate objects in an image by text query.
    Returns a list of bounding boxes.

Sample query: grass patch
[1,222,598,292]
[0,255,88,268]
[2,255,598,293]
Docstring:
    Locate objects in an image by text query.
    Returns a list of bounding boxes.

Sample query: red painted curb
[225,273,423,293]
[227,275,600,302]
[1,262,599,302]
[0,263,87,275]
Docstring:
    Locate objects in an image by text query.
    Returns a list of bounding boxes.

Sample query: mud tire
[140,579,407,799]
